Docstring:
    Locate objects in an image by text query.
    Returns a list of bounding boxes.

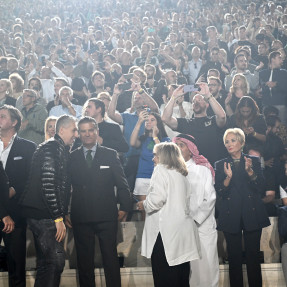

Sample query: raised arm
[162,85,185,130]
[108,84,124,124]
[197,82,226,128]
[130,110,147,148]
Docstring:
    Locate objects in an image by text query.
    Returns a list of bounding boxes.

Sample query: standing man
[83,98,129,153]
[69,116,131,287]
[162,83,226,165]
[0,104,36,287]
[20,115,78,287]
[173,134,219,287]
[259,51,287,125]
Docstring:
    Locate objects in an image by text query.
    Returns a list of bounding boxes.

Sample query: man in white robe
[173,133,219,287]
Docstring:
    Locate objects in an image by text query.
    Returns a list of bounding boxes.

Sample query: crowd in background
[1,0,287,286]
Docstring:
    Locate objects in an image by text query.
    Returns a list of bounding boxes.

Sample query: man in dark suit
[0,104,36,287]
[68,116,131,287]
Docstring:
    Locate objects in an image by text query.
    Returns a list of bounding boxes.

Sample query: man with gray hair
[20,115,78,287]
[49,86,82,118]
[18,89,48,145]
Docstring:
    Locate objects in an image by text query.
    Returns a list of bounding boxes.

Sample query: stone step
[0,264,285,287]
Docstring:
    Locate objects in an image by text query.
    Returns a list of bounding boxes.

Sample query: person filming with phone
[162,82,227,165]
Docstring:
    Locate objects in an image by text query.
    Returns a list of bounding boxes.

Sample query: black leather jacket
[20,134,71,220]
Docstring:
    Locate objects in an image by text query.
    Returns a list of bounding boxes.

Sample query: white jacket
[141,164,200,266]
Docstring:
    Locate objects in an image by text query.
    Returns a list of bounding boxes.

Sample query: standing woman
[137,142,200,287]
[130,111,170,214]
[215,128,270,287]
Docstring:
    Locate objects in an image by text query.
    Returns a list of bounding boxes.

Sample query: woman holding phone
[130,110,170,219]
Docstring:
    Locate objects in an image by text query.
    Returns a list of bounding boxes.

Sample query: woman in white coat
[137,142,200,287]
[174,134,219,287]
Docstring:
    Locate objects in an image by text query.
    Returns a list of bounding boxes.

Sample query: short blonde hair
[154,142,188,176]
[223,128,245,146]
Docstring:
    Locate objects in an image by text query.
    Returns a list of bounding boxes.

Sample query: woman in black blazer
[215,128,270,287]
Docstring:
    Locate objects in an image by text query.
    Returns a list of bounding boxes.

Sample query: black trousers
[73,221,120,287]
[151,234,190,287]
[2,225,26,287]
[224,229,262,287]
[28,218,65,287]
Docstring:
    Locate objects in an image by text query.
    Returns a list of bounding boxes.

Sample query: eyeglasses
[194,63,197,69]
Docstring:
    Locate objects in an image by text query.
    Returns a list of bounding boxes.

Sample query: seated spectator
[144,64,158,96]
[207,76,227,116]
[227,96,266,153]
[18,89,48,145]
[263,105,287,147]
[225,53,259,92]
[9,73,24,99]
[49,86,82,119]
[0,79,16,107]
[46,78,70,113]
[182,46,202,85]
[88,70,106,96]
[225,73,252,117]
[16,77,46,110]
[263,115,287,198]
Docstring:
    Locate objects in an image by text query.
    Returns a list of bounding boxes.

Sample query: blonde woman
[137,142,200,287]
[0,79,15,107]
[44,116,57,140]
[9,73,24,99]
[215,128,270,287]
[225,73,250,117]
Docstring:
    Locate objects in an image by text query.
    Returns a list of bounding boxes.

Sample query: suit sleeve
[13,141,36,201]
[111,150,131,212]
[0,162,9,219]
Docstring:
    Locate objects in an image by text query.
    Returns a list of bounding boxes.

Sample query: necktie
[86,150,93,168]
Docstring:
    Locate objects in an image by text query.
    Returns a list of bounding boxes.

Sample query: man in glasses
[18,89,48,145]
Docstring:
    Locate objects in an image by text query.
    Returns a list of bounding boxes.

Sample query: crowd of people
[1,0,287,286]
